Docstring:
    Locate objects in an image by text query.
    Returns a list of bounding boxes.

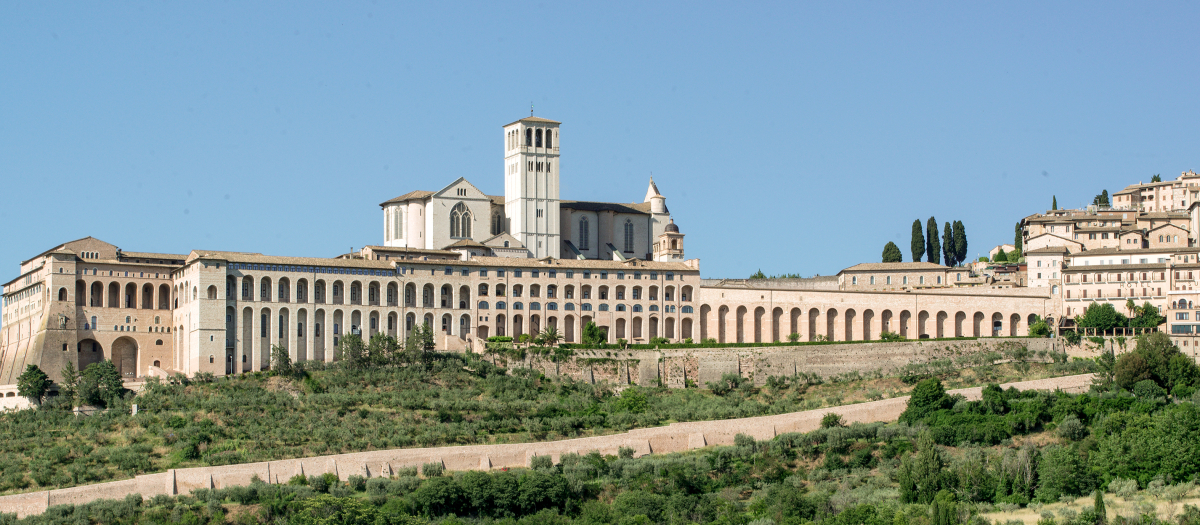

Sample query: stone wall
[530,337,1063,388]
[0,373,1094,518]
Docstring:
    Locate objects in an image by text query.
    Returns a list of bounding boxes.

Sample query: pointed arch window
[579,217,590,250]
[535,129,543,147]
[492,212,503,235]
[623,220,634,253]
[450,202,472,239]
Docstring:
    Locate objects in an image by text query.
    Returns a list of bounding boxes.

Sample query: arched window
[623,220,634,253]
[525,128,532,146]
[682,305,694,313]
[479,301,489,309]
[450,202,472,238]
[535,129,543,147]
[579,217,590,250]
[57,288,67,301]
[492,212,503,235]
[546,130,553,148]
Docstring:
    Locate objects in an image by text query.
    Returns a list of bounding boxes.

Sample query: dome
[664,220,679,233]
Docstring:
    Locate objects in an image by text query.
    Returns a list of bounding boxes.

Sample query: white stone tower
[503,116,561,258]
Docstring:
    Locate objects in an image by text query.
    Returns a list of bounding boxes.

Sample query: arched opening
[899,310,911,338]
[75,280,86,306]
[512,314,523,338]
[535,128,543,147]
[808,308,820,341]
[57,287,67,302]
[78,339,103,370]
[699,304,711,341]
[735,306,747,343]
[973,312,985,337]
[90,281,102,307]
[754,306,766,343]
[845,309,856,341]
[616,318,627,339]
[207,285,218,300]
[862,309,874,340]
[917,311,929,338]
[681,317,692,340]
[632,316,643,340]
[936,311,948,338]
[459,285,470,309]
[112,337,139,378]
[665,317,676,339]
[159,284,170,309]
[992,312,1004,337]
[826,308,838,341]
[107,282,120,307]
[717,305,728,343]
[771,307,783,342]
[142,283,154,309]
[1009,313,1021,336]
[525,128,532,146]
[565,314,575,342]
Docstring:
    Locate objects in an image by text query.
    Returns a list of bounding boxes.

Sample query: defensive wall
[0,373,1095,518]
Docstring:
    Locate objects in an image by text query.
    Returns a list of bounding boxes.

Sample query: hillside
[0,342,1096,497]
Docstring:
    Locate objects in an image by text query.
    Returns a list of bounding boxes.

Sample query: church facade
[0,115,1061,388]
[379,116,682,263]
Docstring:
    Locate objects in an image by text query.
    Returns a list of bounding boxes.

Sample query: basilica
[379,116,686,263]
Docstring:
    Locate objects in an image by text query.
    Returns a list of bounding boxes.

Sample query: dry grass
[981,486,1200,525]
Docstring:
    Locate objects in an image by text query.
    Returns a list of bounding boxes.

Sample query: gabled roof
[483,233,526,249]
[1148,223,1188,232]
[444,239,488,249]
[839,262,949,273]
[22,236,115,265]
[504,116,561,127]
[1025,246,1071,255]
[379,190,434,207]
[560,200,651,214]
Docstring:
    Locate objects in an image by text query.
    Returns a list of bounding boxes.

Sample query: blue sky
[2,2,1198,279]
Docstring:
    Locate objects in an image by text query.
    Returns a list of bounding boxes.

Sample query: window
[450,202,472,238]
[869,276,875,285]
[1177,312,1190,320]
[623,220,634,252]
[578,217,590,250]
[886,276,892,285]
[852,276,858,285]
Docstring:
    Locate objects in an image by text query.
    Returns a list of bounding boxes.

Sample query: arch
[771,307,783,342]
[665,317,676,339]
[632,316,643,340]
[450,202,472,239]
[1009,313,1021,336]
[918,310,929,338]
[140,283,154,309]
[297,279,309,303]
[681,317,693,340]
[753,306,765,343]
[405,283,416,307]
[405,312,416,334]
[616,318,627,339]
[565,314,576,342]
[78,339,103,370]
[123,282,137,308]
[623,219,634,253]
[459,285,470,309]
[1027,313,1038,330]
[459,314,470,336]
[260,276,272,302]
[826,308,838,341]
[107,282,120,307]
[159,283,170,309]
[75,280,86,306]
[367,281,380,306]
[314,280,327,304]
[955,311,966,337]
[512,314,523,337]
[441,313,452,334]
[278,277,291,302]
[735,305,748,343]
[207,285,218,300]
[90,281,102,306]
[441,284,453,308]
[349,281,362,305]
[973,312,985,337]
[699,304,711,341]
[717,305,729,343]
[863,309,874,340]
[530,314,541,336]
[899,310,911,338]
[991,312,1004,337]
[881,309,893,334]
[790,308,801,339]
[936,311,948,338]
[112,337,139,378]
[478,283,489,298]
[57,287,67,302]
[525,128,532,146]
[808,308,820,341]
[535,128,543,147]
[845,308,856,341]
[422,283,435,308]
[387,282,398,306]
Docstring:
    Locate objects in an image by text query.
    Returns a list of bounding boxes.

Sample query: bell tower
[503,116,561,258]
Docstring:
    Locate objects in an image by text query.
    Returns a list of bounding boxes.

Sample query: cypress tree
[882,242,903,263]
[911,220,925,263]
[1014,222,1023,256]
[1094,490,1107,525]
[943,222,954,267]
[953,221,968,264]
[1052,196,1057,210]
[926,217,940,264]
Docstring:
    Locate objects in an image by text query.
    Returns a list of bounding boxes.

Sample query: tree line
[882,218,968,266]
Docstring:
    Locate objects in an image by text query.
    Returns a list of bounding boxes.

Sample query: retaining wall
[0,373,1094,518]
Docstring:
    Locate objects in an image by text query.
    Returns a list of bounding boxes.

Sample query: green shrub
[421,462,444,477]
